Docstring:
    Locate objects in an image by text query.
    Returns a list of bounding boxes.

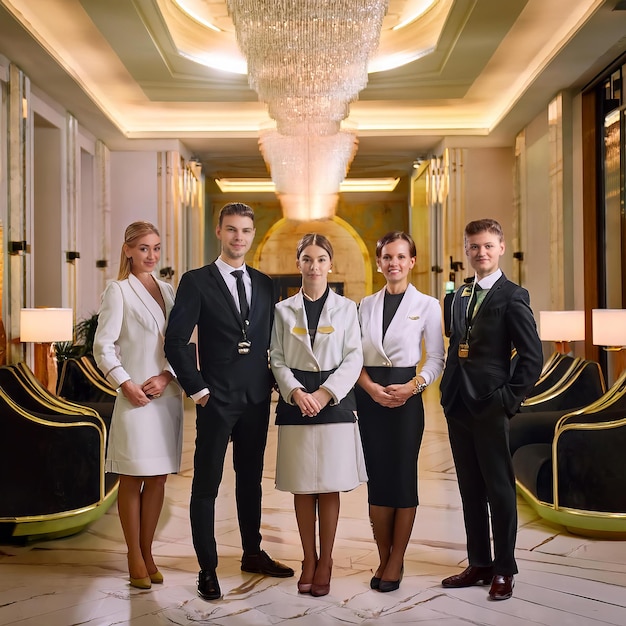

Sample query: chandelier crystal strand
[227,0,388,219]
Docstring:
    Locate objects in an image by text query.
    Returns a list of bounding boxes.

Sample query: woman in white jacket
[93,221,183,590]
[270,233,366,598]
[356,231,445,593]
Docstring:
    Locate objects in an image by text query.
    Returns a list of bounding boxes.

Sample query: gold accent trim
[292,326,308,335]
[317,326,334,334]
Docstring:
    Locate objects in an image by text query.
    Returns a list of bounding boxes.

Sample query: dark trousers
[190,396,270,570]
[445,396,518,576]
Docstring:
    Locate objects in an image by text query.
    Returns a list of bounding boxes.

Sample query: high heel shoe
[310,560,333,597]
[149,570,164,584]
[129,576,152,590]
[297,559,316,594]
[378,565,403,593]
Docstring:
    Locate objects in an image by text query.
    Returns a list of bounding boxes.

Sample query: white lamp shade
[20,308,74,343]
[592,309,626,347]
[539,310,585,342]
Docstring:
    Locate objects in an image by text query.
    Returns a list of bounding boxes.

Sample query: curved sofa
[513,369,626,537]
[0,363,118,541]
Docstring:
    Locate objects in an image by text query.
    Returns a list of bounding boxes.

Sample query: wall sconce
[539,310,585,354]
[592,308,626,384]
[8,240,29,255]
[159,267,175,280]
[20,308,74,393]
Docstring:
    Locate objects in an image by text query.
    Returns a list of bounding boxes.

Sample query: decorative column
[7,64,32,363]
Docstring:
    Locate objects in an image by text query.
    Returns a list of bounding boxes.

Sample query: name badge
[458,342,469,358]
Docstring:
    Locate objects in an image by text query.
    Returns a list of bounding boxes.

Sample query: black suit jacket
[440,274,543,418]
[164,262,275,405]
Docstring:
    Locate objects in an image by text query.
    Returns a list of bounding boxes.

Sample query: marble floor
[2,389,626,625]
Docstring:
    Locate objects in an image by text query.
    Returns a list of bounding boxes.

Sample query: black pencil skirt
[355,366,425,508]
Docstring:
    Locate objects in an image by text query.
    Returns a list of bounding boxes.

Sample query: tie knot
[231,269,244,280]
[474,283,482,291]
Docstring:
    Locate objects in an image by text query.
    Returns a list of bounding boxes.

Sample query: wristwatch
[412,378,428,395]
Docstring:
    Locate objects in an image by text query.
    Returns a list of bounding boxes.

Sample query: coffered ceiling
[1,0,625,180]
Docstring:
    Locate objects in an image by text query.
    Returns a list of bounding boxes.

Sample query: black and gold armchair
[0,364,118,541]
[513,370,626,536]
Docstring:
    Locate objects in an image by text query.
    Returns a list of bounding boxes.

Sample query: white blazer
[359,283,445,386]
[270,288,363,405]
[93,274,178,395]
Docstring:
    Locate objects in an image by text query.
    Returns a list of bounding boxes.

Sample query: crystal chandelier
[227,0,388,220]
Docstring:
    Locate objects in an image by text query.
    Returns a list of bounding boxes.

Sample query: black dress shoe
[197,569,221,601]
[369,575,381,590]
[241,550,294,578]
[441,565,493,588]
[488,575,514,600]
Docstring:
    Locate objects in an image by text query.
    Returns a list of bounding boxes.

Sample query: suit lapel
[207,262,242,324]
[288,290,314,352]
[128,273,165,332]
[367,288,386,356]
[472,273,506,322]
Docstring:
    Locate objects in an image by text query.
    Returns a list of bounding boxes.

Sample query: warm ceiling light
[341,178,400,192]
[215,178,400,193]
[392,0,437,31]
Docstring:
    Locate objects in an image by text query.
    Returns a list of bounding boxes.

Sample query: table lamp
[592,308,626,384]
[20,307,73,392]
[539,310,585,354]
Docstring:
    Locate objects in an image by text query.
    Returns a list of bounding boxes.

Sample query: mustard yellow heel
[129,576,152,589]
[149,570,164,584]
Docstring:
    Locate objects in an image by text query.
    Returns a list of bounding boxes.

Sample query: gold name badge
[458,342,469,358]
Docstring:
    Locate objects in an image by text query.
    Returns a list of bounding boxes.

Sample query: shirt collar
[215,256,247,278]
[476,268,502,289]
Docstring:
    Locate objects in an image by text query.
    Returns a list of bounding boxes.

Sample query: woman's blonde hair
[118,221,160,280]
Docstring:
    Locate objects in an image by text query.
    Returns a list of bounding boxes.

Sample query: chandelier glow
[226,0,389,220]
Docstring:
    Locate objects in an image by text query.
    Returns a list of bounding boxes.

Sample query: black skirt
[355,366,424,507]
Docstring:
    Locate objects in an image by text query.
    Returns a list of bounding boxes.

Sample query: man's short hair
[218,202,255,226]
[464,218,504,242]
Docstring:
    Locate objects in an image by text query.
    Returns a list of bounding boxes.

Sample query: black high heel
[378,565,403,593]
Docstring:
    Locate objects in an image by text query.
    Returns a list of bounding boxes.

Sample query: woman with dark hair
[270,233,366,598]
[356,231,444,592]
[94,221,183,589]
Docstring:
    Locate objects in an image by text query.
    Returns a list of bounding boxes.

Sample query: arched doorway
[254,216,372,302]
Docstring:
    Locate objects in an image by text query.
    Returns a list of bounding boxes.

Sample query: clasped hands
[121,371,173,407]
[293,387,332,418]
[370,382,412,408]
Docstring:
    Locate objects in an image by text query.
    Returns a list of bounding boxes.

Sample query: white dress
[94,274,184,476]
[270,289,368,494]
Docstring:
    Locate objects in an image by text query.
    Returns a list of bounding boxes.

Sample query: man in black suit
[440,218,542,601]
[165,202,293,601]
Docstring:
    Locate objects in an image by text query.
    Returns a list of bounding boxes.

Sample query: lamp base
[554,341,571,355]
[33,342,58,393]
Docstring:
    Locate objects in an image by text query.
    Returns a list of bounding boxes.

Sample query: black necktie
[231,270,249,320]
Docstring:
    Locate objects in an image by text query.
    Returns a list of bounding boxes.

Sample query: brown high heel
[297,559,316,594]
[310,559,333,597]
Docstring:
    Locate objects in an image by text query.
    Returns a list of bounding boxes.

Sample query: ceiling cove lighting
[215,177,400,194]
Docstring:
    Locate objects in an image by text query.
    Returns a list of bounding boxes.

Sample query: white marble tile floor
[1,389,626,625]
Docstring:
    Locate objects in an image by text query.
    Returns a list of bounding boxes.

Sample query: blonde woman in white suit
[94,221,183,590]
[270,233,366,598]
[356,231,445,593]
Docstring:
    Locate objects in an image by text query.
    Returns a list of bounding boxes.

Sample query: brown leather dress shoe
[442,565,494,588]
[488,575,514,600]
[241,550,294,578]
